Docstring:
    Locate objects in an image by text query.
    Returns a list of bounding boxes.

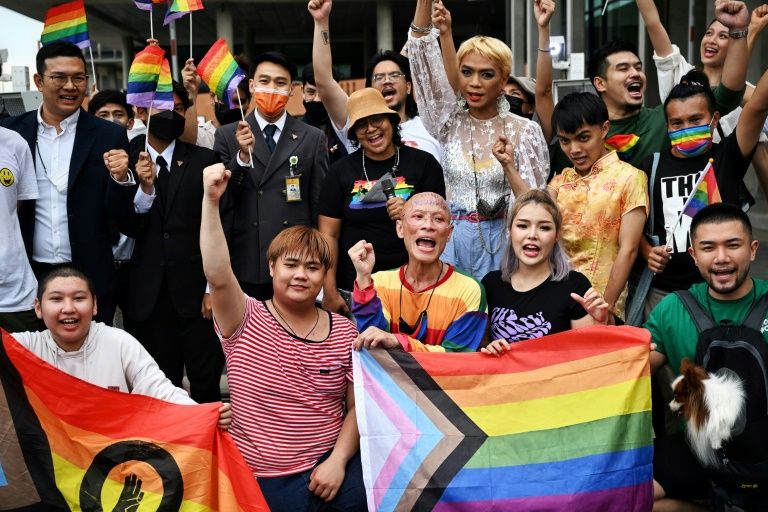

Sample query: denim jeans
[257,450,366,512]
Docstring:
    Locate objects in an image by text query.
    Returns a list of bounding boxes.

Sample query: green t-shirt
[605,84,744,170]
[645,279,768,375]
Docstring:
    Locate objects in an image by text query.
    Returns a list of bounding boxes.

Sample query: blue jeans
[441,213,507,280]
[257,450,366,512]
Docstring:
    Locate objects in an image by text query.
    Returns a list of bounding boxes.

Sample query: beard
[705,264,751,296]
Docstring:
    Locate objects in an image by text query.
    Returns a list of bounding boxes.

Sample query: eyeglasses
[404,211,450,228]
[371,71,406,83]
[353,114,388,132]
[43,73,88,87]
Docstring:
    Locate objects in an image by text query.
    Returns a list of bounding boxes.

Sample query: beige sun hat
[346,87,399,137]
[508,76,537,101]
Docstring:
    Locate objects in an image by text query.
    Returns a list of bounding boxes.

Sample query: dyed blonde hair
[456,36,513,80]
[501,190,571,283]
[267,226,332,270]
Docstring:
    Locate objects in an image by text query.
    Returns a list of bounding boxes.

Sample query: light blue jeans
[441,213,507,281]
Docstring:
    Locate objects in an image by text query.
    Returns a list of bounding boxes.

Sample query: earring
[457,96,467,109]
[497,94,510,114]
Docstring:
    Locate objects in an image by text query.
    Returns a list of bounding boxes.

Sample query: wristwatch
[729,27,749,39]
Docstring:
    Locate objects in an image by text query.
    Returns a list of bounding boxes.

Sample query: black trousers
[125,281,224,404]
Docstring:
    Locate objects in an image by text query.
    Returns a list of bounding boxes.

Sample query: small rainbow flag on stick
[681,159,722,218]
[153,58,174,111]
[126,45,165,108]
[133,0,154,11]
[197,38,247,109]
[164,0,205,26]
[354,326,654,511]
[40,0,90,49]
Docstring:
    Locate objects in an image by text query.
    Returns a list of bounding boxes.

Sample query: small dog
[669,359,746,468]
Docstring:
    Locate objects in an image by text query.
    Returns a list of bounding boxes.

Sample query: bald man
[349,192,488,352]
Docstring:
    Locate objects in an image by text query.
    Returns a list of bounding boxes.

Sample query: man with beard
[308,0,442,163]
[300,65,348,165]
[586,0,749,170]
[647,203,766,509]
[121,81,224,403]
[0,41,134,326]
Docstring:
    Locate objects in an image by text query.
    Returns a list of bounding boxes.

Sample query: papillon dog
[669,359,746,468]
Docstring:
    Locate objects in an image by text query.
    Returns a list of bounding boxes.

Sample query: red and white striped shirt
[218,297,356,477]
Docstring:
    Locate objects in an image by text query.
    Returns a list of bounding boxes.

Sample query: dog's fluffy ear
[681,358,709,386]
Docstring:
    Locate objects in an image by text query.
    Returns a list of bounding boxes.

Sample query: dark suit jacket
[122,138,219,322]
[213,112,328,284]
[0,109,132,323]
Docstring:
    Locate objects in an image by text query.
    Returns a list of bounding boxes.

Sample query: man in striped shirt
[350,192,488,352]
[201,163,365,512]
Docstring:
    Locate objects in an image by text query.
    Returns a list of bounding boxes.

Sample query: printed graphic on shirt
[0,168,15,187]
[491,306,552,342]
[349,175,415,209]
[661,170,703,253]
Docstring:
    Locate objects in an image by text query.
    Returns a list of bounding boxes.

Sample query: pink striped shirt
[217,297,356,477]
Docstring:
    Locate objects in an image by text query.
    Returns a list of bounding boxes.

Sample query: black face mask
[506,95,532,119]
[148,110,185,141]
[303,100,328,124]
[214,102,243,126]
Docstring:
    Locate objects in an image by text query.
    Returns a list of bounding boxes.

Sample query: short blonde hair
[456,36,513,80]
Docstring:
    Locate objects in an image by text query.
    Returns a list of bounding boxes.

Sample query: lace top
[408,30,550,212]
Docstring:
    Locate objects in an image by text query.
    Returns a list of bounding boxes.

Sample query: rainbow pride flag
[133,0,153,11]
[126,44,165,108]
[164,0,204,26]
[153,58,175,111]
[354,326,653,511]
[0,331,269,511]
[197,38,247,109]
[605,133,640,160]
[40,0,90,50]
[681,160,722,220]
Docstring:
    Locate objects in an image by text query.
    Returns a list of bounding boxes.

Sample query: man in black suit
[214,51,329,300]
[122,81,224,403]
[0,42,133,325]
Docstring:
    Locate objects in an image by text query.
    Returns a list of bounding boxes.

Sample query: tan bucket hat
[346,87,399,137]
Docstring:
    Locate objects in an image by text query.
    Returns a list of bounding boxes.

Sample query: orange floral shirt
[548,151,648,317]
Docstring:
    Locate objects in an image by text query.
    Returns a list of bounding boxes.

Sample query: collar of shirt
[254,110,287,139]
[37,106,80,136]
[147,140,176,174]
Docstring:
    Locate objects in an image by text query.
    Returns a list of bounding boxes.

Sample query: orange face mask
[253,87,290,118]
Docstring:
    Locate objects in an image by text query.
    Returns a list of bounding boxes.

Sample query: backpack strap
[743,291,768,331]
[645,152,660,239]
[674,290,716,333]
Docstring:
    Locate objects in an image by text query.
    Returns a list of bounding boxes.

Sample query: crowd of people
[2,0,768,510]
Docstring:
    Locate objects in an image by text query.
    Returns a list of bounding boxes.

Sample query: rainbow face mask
[668,121,714,157]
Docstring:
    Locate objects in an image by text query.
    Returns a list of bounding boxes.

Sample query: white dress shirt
[235,110,288,167]
[133,140,176,214]
[32,107,80,263]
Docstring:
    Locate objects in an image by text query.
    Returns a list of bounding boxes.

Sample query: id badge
[285,175,302,202]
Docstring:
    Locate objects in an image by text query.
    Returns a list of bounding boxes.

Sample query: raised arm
[635,0,674,59]
[748,4,768,55]
[432,0,459,93]
[180,58,201,145]
[201,163,246,338]
[309,0,350,131]
[717,0,750,93]
[737,68,768,158]
[534,0,556,141]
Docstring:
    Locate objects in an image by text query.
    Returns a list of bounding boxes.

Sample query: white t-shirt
[332,115,443,163]
[0,127,39,311]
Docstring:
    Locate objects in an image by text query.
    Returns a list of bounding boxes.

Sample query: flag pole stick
[190,12,193,60]
[87,46,98,91]
[602,0,611,16]
[235,88,253,168]
[150,9,154,40]
[144,98,153,153]
[664,158,714,248]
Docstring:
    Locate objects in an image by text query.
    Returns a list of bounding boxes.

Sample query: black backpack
[676,290,768,504]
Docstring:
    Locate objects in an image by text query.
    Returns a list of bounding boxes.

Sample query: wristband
[537,47,551,53]
[410,21,433,34]
[729,27,748,39]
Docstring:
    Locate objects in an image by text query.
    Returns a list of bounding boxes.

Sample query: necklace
[270,299,321,339]
[398,262,442,335]
[360,147,400,194]
[35,137,68,193]
[467,120,503,255]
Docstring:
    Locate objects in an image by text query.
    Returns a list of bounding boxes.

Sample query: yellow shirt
[548,151,648,318]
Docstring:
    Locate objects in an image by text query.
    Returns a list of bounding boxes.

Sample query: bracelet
[410,21,433,34]
[537,47,551,53]
[729,27,749,39]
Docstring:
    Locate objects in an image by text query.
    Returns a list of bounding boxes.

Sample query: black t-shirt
[318,145,445,290]
[642,130,752,292]
[482,270,592,342]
